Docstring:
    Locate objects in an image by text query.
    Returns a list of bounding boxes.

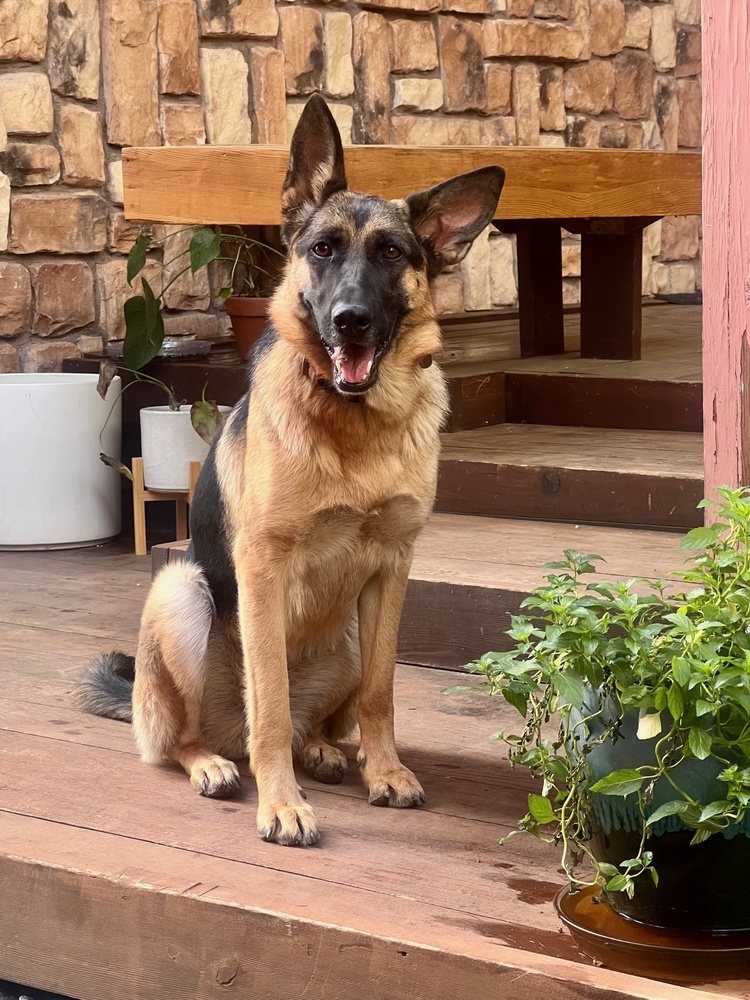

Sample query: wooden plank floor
[441,303,701,377]
[0,545,745,1000]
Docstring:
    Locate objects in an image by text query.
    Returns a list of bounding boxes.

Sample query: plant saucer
[555,884,750,984]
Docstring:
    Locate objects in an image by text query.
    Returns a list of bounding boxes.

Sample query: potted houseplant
[126,225,284,362]
[98,226,244,490]
[463,487,750,934]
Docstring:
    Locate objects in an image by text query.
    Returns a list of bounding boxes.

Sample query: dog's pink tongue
[331,344,376,384]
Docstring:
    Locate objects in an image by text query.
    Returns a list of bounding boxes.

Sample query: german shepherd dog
[77,95,505,847]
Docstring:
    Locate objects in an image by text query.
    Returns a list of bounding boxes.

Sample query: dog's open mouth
[326,343,381,393]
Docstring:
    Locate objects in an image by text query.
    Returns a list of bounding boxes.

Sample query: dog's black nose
[332,305,372,337]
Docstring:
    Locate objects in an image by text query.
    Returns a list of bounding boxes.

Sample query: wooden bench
[123,146,701,362]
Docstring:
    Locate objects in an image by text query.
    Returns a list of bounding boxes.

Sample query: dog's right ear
[281,94,347,242]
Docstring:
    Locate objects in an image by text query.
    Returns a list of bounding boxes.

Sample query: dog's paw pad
[257,801,320,847]
[366,766,425,809]
[301,743,348,785]
[191,757,241,799]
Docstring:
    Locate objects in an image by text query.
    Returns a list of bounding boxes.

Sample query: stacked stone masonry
[0,0,701,370]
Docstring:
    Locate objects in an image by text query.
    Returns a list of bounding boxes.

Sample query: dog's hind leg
[133,561,240,799]
[299,728,348,785]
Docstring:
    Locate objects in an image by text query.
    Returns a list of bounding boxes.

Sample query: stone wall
[0,0,702,372]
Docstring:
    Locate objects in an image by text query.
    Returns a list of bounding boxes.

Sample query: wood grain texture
[0,543,741,1000]
[122,146,702,225]
[511,220,565,356]
[505,373,703,433]
[702,2,750,499]
[437,425,704,529]
[580,229,643,360]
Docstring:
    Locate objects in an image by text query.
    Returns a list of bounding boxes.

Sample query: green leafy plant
[125,225,284,370]
[463,487,750,899]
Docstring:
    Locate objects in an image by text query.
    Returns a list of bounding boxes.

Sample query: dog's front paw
[257,798,320,846]
[190,756,241,798]
[363,764,425,808]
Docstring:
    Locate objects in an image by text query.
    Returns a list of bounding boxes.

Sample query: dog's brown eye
[312,242,332,258]
[383,246,402,260]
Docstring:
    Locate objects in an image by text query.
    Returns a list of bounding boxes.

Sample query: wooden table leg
[174,498,188,541]
[580,228,643,360]
[498,220,565,357]
[132,457,148,557]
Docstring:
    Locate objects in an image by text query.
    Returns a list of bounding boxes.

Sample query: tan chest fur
[217,337,447,653]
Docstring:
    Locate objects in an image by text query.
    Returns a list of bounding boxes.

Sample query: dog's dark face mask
[279,95,505,396]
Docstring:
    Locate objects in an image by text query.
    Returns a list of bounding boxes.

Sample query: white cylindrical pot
[140,405,230,491]
[0,373,122,550]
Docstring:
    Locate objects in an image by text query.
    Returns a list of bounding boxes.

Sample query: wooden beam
[702,1,750,498]
[123,146,701,226]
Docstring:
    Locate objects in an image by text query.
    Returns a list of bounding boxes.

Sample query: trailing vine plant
[463,487,750,898]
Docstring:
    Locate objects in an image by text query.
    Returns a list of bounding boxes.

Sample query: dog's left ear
[405,166,505,274]
[281,94,347,242]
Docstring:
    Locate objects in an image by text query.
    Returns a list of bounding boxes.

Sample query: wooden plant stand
[132,457,201,556]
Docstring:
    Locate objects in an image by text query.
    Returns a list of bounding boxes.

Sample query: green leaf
[688,727,712,760]
[698,800,730,822]
[696,699,713,716]
[605,874,630,893]
[667,683,684,720]
[679,526,720,550]
[190,397,224,445]
[590,769,646,797]
[122,279,165,371]
[502,685,529,717]
[690,827,714,845]
[99,453,133,481]
[671,657,691,687]
[646,799,692,826]
[528,794,556,825]
[189,227,221,273]
[597,863,619,877]
[218,286,233,299]
[126,234,150,285]
[551,670,586,709]
[650,867,660,887]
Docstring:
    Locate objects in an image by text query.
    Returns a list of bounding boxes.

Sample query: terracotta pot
[226,296,270,362]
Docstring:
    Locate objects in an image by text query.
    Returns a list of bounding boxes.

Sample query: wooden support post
[131,458,201,556]
[497,220,564,357]
[702,1,750,501]
[580,228,643,360]
[132,457,148,558]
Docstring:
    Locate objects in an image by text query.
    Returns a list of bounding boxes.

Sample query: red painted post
[702,2,750,500]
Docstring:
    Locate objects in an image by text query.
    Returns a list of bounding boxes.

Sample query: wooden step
[153,514,687,671]
[438,423,704,529]
[441,303,701,433]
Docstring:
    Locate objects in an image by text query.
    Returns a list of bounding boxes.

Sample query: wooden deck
[0,543,747,1000]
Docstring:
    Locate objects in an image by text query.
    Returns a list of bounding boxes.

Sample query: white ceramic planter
[140,405,230,491]
[0,373,122,550]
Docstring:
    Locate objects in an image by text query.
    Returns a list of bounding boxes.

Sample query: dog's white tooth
[366,359,373,375]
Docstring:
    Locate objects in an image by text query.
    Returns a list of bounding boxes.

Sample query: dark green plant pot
[573,694,750,933]
[592,825,750,933]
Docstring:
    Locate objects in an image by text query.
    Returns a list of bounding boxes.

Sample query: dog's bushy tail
[74,651,135,723]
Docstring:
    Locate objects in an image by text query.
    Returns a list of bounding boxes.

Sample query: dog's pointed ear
[405,166,505,273]
[281,94,347,240]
